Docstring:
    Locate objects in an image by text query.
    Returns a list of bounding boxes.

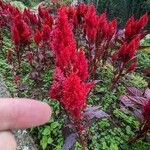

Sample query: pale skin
[0,98,52,150]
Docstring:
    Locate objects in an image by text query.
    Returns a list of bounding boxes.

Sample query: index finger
[0,98,52,130]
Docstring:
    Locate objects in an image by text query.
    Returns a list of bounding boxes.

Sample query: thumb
[0,131,16,150]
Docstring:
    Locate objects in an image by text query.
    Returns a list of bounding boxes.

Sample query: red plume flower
[34,29,42,45]
[41,24,51,42]
[84,4,98,44]
[125,13,148,40]
[61,73,93,120]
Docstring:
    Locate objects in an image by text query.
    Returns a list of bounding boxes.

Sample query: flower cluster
[125,14,148,41]
[111,14,148,87]
[11,15,31,46]
[66,4,117,77]
[50,7,94,122]
[0,1,53,81]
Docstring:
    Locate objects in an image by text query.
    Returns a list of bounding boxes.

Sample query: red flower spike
[75,48,88,81]
[61,73,93,120]
[49,67,66,100]
[108,18,117,39]
[23,8,38,25]
[38,5,46,18]
[41,24,51,41]
[137,13,148,31]
[34,29,42,45]
[125,14,148,40]
[43,13,53,29]
[84,4,98,43]
[127,35,140,59]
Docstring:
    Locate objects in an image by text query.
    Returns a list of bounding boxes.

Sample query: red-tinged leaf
[120,96,143,120]
[84,106,109,119]
[144,88,150,99]
[129,96,148,106]
[120,96,135,107]
[126,87,143,97]
[63,133,77,150]
[133,109,143,121]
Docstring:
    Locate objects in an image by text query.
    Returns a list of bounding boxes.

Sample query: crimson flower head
[41,24,51,41]
[34,29,42,45]
[11,16,31,45]
[43,13,53,29]
[108,18,117,40]
[136,13,148,31]
[77,3,87,24]
[23,8,38,25]
[118,36,140,63]
[38,5,47,18]
[84,4,98,44]
[61,73,94,120]
[74,48,88,81]
[125,13,148,40]
[49,67,66,100]
[142,100,150,121]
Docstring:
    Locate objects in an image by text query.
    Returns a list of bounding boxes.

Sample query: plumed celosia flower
[34,29,42,45]
[84,4,98,44]
[118,36,140,63]
[49,67,66,100]
[65,6,77,28]
[38,5,47,19]
[108,18,117,40]
[74,48,88,81]
[51,7,76,60]
[41,24,51,42]
[11,15,31,45]
[97,13,117,40]
[23,8,38,26]
[142,100,150,122]
[125,13,148,40]
[61,73,94,120]
[43,13,53,29]
[76,3,87,24]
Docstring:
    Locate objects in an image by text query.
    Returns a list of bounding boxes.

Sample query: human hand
[0,98,52,150]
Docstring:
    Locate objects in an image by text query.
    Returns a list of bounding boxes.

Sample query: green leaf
[42,127,51,136]
[40,136,48,150]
